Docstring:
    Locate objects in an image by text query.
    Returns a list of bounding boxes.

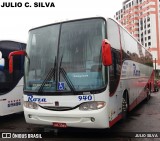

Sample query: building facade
[115,0,160,73]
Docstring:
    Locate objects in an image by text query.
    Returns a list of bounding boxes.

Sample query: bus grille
[39,106,75,111]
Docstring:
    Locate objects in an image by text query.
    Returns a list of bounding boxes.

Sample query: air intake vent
[39,106,75,111]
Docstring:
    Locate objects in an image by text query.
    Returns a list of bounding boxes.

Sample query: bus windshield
[24,18,107,93]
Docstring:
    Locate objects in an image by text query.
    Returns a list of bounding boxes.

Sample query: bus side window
[113,52,117,79]
[107,19,121,95]
[109,49,121,94]
[0,41,26,95]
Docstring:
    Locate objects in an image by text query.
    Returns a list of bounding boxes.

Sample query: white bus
[9,17,154,128]
[0,40,26,116]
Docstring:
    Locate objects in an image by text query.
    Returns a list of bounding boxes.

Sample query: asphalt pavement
[0,91,160,141]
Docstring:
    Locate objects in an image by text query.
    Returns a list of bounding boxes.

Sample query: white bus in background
[9,17,154,128]
[0,40,26,116]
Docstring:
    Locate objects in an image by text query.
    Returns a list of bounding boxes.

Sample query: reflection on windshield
[25,18,106,93]
[25,24,59,91]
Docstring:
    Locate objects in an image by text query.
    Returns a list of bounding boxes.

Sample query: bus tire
[122,92,129,120]
[146,90,151,101]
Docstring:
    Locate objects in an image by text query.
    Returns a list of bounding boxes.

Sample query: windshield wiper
[38,57,56,93]
[59,55,76,93]
[59,67,76,92]
[37,55,76,93]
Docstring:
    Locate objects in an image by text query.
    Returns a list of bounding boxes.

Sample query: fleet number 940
[78,95,93,101]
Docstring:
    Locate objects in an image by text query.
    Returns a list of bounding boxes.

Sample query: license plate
[53,122,67,128]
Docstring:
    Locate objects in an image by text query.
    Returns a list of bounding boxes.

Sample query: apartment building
[115,0,160,73]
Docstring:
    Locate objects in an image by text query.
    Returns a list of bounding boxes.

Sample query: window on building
[141,33,143,36]
[148,29,150,33]
[140,19,143,25]
[145,30,146,34]
[148,36,151,40]
[145,43,147,47]
[148,42,151,46]
[141,38,143,44]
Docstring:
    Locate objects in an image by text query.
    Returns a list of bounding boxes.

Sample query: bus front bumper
[23,106,109,129]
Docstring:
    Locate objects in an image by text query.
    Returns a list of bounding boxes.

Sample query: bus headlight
[24,101,38,109]
[79,101,106,111]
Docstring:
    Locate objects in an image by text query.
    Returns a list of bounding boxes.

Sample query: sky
[0,0,124,42]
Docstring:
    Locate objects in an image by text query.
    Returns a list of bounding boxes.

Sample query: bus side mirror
[8,50,27,74]
[102,39,112,66]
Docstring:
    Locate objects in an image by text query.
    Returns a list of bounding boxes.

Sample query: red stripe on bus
[109,90,148,127]
[109,114,122,127]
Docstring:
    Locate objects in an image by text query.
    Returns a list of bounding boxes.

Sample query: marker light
[79,101,106,111]
[24,101,38,109]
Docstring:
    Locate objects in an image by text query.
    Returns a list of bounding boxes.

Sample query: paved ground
[0,91,160,141]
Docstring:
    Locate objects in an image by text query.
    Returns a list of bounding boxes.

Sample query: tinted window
[0,41,26,95]
[107,19,121,95]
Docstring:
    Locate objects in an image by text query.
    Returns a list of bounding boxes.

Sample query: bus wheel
[122,94,128,120]
[146,90,151,101]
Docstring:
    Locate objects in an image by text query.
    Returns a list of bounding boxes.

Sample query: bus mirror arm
[102,39,112,66]
[8,50,28,74]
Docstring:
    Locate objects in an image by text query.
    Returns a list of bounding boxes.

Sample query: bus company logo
[133,64,140,76]
[27,95,47,103]
[8,99,21,107]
